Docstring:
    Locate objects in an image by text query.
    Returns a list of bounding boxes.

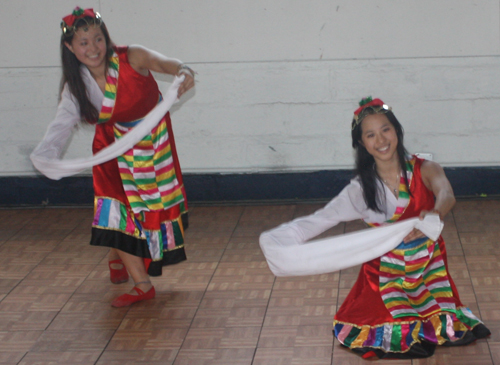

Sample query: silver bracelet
[177,64,195,78]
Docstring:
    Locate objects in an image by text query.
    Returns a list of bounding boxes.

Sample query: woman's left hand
[127,45,196,98]
[403,228,426,243]
[419,209,441,220]
[403,209,440,243]
[177,72,195,98]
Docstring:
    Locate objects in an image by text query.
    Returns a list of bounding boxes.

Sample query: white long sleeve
[259,180,444,277]
[265,179,390,247]
[30,69,185,180]
[30,67,102,163]
[30,84,82,161]
[260,214,443,277]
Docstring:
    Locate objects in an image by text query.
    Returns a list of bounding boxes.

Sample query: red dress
[89,46,188,276]
[333,157,490,359]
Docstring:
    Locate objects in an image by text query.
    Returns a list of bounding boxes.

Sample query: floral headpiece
[351,96,391,130]
[61,7,102,36]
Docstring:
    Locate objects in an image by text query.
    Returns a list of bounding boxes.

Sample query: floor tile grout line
[171,206,246,365]
[52,209,115,363]
[43,213,110,332]
[3,208,88,305]
[7,208,110,364]
[2,209,53,300]
[251,274,277,365]
[3,203,497,364]
[251,204,305,364]
[98,304,133,365]
[331,221,347,363]
[51,213,112,365]
[90,249,132,365]
[453,209,484,314]
[452,209,496,365]
[16,352,29,365]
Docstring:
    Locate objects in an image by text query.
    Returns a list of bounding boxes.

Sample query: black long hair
[60,17,114,123]
[351,108,411,212]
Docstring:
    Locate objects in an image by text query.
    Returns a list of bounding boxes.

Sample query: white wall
[1,0,500,176]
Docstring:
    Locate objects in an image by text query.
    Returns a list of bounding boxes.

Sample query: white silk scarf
[30,76,185,180]
[259,213,443,277]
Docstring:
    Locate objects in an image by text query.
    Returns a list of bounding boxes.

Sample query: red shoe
[111,286,156,307]
[109,259,129,284]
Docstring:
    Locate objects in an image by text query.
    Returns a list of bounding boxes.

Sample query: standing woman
[31,7,195,307]
[260,98,490,359]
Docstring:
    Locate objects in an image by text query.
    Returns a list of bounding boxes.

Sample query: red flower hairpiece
[351,96,392,130]
[61,7,101,35]
[353,97,386,116]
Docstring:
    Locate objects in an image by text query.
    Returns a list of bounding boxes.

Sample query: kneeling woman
[263,98,490,359]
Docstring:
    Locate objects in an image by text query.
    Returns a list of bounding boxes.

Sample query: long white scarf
[30,76,185,180]
[259,213,443,277]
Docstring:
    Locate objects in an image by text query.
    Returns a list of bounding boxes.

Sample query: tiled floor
[0,200,498,365]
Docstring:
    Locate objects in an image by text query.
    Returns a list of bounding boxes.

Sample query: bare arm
[127,44,195,97]
[420,160,456,219]
[403,160,455,242]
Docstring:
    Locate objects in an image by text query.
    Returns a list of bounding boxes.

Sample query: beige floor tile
[0,311,58,331]
[18,350,101,365]
[107,328,188,351]
[413,340,493,365]
[182,326,261,349]
[484,320,500,342]
[0,202,498,364]
[31,330,114,352]
[0,331,44,352]
[254,346,333,365]
[490,342,500,365]
[0,351,26,365]
[174,348,254,365]
[96,350,177,365]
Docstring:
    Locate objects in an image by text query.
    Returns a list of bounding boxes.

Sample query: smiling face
[359,113,399,164]
[64,25,107,75]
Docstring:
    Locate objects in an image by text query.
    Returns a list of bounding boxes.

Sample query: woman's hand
[403,228,426,243]
[176,68,195,98]
[419,209,441,220]
[128,45,196,98]
[401,160,455,244]
[403,209,440,243]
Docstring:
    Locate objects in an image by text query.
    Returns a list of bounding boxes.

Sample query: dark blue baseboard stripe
[1,166,499,207]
